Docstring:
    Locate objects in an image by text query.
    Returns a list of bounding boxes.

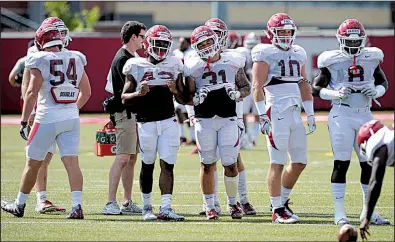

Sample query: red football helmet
[204,18,228,50]
[243,32,261,49]
[35,23,63,51]
[266,13,297,51]
[336,19,367,57]
[143,25,173,61]
[357,120,385,155]
[227,31,242,49]
[191,26,221,59]
[42,17,71,47]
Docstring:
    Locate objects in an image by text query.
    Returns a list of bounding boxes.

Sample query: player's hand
[259,114,271,135]
[225,84,241,100]
[338,86,355,99]
[197,87,210,105]
[361,85,377,98]
[138,81,150,96]
[237,118,245,136]
[306,115,316,135]
[360,219,370,241]
[20,121,29,141]
[28,114,35,127]
[167,80,178,94]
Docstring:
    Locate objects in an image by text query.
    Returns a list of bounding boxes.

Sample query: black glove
[20,121,29,141]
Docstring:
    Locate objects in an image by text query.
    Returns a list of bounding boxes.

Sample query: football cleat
[142,205,157,221]
[157,207,185,221]
[228,204,243,219]
[283,199,300,220]
[66,204,84,219]
[1,200,25,217]
[102,201,121,215]
[272,207,298,224]
[206,209,219,220]
[121,200,142,214]
[35,200,65,214]
[335,217,350,225]
[199,202,222,216]
[241,202,257,215]
[360,211,390,225]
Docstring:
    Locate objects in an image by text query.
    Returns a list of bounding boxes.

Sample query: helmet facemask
[146,37,173,61]
[269,25,296,51]
[58,26,72,47]
[192,35,221,60]
[212,29,228,50]
[336,33,366,57]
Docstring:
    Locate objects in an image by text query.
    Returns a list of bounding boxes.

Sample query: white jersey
[122,55,183,89]
[365,124,394,167]
[184,49,199,62]
[25,50,87,124]
[317,47,383,108]
[235,47,253,80]
[252,44,306,113]
[183,51,245,91]
[27,46,68,56]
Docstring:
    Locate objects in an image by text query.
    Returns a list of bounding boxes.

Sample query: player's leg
[56,118,84,219]
[155,118,184,221]
[175,103,188,144]
[1,122,57,217]
[137,121,158,221]
[353,112,390,225]
[195,118,219,219]
[283,107,308,221]
[199,152,221,216]
[103,113,136,215]
[218,117,243,219]
[266,106,298,224]
[237,154,257,215]
[241,95,254,150]
[328,108,355,225]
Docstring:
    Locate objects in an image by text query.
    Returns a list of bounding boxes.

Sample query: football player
[121,25,185,221]
[183,25,251,220]
[19,17,71,214]
[357,121,394,240]
[1,23,91,219]
[252,13,316,224]
[312,19,389,225]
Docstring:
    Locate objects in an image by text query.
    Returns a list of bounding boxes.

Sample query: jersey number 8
[50,58,77,86]
[348,65,364,82]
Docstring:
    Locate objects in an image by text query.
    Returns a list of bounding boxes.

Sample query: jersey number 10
[50,58,77,86]
[278,60,300,77]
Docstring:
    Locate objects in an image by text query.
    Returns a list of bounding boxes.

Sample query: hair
[121,21,146,44]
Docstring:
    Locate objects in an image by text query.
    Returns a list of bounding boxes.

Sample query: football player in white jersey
[357,121,394,240]
[193,18,257,216]
[183,26,251,220]
[20,17,71,214]
[312,19,389,225]
[1,23,91,219]
[236,32,261,149]
[252,13,316,224]
[121,25,185,221]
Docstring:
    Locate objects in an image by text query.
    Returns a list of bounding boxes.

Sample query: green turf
[1,115,394,241]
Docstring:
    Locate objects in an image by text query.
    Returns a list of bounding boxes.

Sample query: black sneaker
[1,200,25,217]
[67,204,84,219]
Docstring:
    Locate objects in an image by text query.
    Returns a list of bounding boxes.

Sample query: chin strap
[204,57,212,72]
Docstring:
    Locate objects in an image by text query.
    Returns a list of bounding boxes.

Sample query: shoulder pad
[292,45,307,61]
[251,44,275,63]
[122,57,144,75]
[362,47,384,62]
[27,46,38,56]
[183,57,203,77]
[70,50,87,66]
[317,50,346,68]
[25,52,47,69]
[167,55,184,73]
[222,51,246,68]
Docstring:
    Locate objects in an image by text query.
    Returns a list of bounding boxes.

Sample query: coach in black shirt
[103,21,146,215]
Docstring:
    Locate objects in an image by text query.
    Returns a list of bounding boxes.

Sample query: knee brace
[331,160,350,183]
[140,162,155,194]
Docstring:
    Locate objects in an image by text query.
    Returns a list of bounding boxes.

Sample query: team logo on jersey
[281,19,294,25]
[346,29,360,34]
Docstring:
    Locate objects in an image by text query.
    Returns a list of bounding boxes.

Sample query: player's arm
[372,65,388,98]
[171,73,187,104]
[21,68,31,99]
[311,67,338,99]
[299,64,314,118]
[364,145,388,223]
[21,68,43,122]
[252,61,268,114]
[235,67,251,98]
[183,76,196,106]
[9,59,24,88]
[76,71,91,109]
[121,74,148,105]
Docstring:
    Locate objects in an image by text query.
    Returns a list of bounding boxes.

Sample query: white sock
[36,191,47,204]
[214,170,220,204]
[16,191,29,205]
[189,126,196,141]
[331,183,346,217]
[361,183,369,211]
[204,194,215,210]
[270,196,282,210]
[142,192,152,207]
[71,191,82,207]
[281,185,292,205]
[238,170,248,204]
[179,123,186,139]
[251,122,260,142]
[224,175,239,206]
[161,194,172,210]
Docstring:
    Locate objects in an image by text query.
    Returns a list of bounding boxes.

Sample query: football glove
[259,114,271,135]
[20,121,29,141]
[306,115,316,135]
[237,118,245,136]
[361,85,377,98]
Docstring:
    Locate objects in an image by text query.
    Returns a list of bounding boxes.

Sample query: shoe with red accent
[186,140,196,146]
[206,209,219,220]
[241,202,257,215]
[228,204,243,219]
[35,200,66,214]
[66,204,84,219]
[180,137,187,145]
[272,207,298,224]
[191,146,199,154]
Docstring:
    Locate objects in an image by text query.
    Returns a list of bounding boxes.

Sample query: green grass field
[1,114,394,241]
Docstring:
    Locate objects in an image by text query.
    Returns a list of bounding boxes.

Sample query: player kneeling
[1,23,91,219]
